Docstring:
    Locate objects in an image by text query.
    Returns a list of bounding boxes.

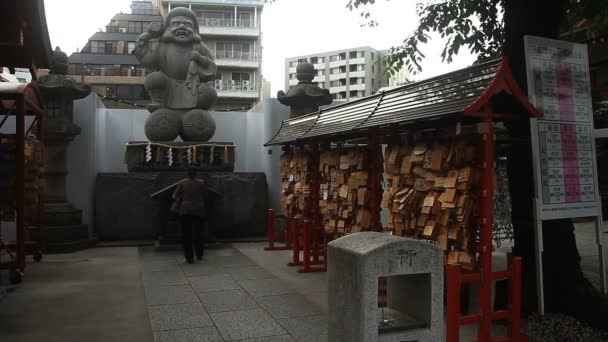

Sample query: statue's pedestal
[125,141,236,172]
[94,172,268,243]
[30,202,95,253]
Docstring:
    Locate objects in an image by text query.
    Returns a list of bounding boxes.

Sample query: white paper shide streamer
[167,147,173,166]
[145,142,152,163]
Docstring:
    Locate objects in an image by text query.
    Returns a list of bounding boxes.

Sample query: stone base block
[29,224,95,254]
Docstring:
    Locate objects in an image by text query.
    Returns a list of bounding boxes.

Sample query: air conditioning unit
[227,81,236,90]
[242,80,251,91]
[118,27,127,32]
[215,80,223,90]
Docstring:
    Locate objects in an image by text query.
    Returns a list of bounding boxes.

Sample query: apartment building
[67,1,162,108]
[285,47,386,102]
[154,0,264,110]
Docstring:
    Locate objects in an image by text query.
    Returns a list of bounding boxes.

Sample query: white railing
[212,50,256,61]
[200,18,253,28]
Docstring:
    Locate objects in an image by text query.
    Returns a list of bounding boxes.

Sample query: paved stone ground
[139,245,327,342]
[0,247,153,342]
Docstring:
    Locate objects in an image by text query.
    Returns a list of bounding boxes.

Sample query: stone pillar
[35,47,93,253]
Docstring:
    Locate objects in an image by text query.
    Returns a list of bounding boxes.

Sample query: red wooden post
[288,219,302,266]
[264,209,276,250]
[477,111,495,341]
[446,264,461,342]
[285,218,293,248]
[298,220,312,273]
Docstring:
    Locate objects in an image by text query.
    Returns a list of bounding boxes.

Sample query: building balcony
[329,85,347,93]
[349,70,366,78]
[212,50,260,69]
[349,57,365,65]
[329,60,347,68]
[199,18,259,37]
[330,73,347,81]
[350,83,366,91]
[210,81,259,99]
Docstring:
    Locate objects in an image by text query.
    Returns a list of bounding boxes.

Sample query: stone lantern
[277,62,333,118]
[35,47,92,252]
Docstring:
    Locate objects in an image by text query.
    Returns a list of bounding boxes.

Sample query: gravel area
[524,313,608,342]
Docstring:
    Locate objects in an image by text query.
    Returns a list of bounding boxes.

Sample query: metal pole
[533,197,546,315]
[595,215,607,293]
[265,209,275,250]
[368,128,381,231]
[16,97,25,271]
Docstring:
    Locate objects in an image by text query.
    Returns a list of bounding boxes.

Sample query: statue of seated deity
[133,7,217,142]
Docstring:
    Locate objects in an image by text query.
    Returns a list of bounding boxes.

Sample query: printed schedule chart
[525,36,599,219]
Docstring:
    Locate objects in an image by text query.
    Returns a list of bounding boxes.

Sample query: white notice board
[525,35,601,221]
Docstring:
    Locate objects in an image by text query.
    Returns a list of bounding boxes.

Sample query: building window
[127,21,145,33]
[318,57,325,63]
[91,41,104,54]
[330,80,340,87]
[318,82,325,88]
[289,61,298,67]
[350,64,365,72]
[289,73,296,80]
[128,41,136,54]
[338,91,347,99]
[330,55,339,62]
[310,57,318,64]
[371,52,375,60]
[105,41,116,54]
[330,67,340,74]
[316,69,324,76]
[298,58,307,64]
[238,12,252,27]
[350,77,365,85]
[231,72,250,82]
[216,41,251,60]
[350,90,365,98]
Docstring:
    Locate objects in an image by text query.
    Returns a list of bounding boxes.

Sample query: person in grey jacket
[172,168,209,263]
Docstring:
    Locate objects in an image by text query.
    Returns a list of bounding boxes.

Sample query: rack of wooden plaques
[265,58,542,341]
[0,83,46,284]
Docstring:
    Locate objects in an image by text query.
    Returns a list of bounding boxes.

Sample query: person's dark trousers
[180,215,205,261]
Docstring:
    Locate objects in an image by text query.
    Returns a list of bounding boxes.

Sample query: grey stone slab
[238,278,296,297]
[277,315,328,342]
[225,266,273,281]
[256,294,322,319]
[149,303,213,331]
[328,232,444,342]
[189,274,240,293]
[145,285,199,305]
[240,336,295,342]
[143,260,182,272]
[181,264,227,277]
[198,290,259,313]
[153,327,223,342]
[210,308,286,341]
[205,248,242,257]
[214,255,256,268]
[144,270,189,286]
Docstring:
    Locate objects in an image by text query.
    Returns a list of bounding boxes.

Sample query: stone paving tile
[181,264,227,277]
[149,303,214,331]
[238,278,297,297]
[189,274,241,293]
[153,327,224,342]
[210,308,286,341]
[240,336,295,342]
[256,294,322,319]
[225,266,273,281]
[144,270,189,287]
[198,289,260,313]
[214,255,256,268]
[143,261,182,272]
[145,285,200,305]
[277,315,328,342]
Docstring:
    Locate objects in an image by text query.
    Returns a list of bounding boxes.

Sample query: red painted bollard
[288,219,302,266]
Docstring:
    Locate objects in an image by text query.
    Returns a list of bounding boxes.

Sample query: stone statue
[133,7,217,142]
[35,47,93,252]
[277,62,333,118]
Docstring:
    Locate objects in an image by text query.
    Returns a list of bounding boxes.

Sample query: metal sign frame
[525,35,606,314]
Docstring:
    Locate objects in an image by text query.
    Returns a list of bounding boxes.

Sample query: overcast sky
[44,0,476,95]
